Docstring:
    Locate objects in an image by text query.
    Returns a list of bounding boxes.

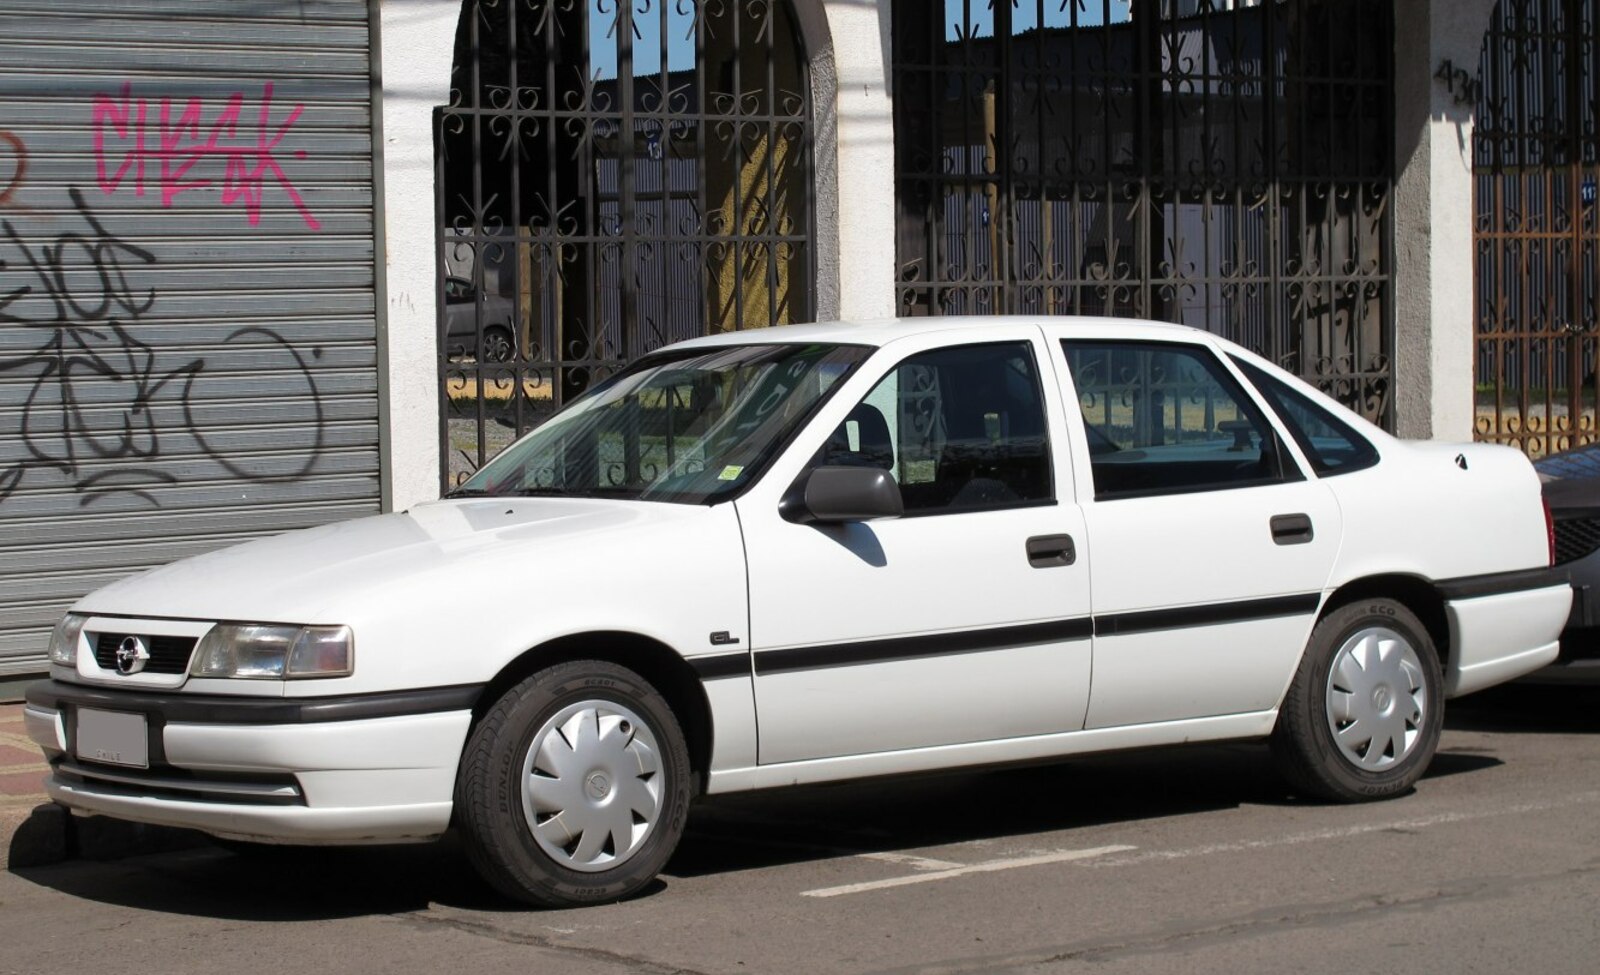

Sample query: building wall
[376,0,1500,509]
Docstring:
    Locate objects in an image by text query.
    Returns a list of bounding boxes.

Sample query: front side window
[1063,341,1293,499]
[821,342,1053,514]
[460,344,870,503]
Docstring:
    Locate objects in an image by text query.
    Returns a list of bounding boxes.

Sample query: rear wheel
[1272,599,1443,802]
[480,325,514,362]
[456,660,691,907]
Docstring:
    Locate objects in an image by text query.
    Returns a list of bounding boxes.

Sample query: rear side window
[1232,358,1379,476]
[1062,341,1294,500]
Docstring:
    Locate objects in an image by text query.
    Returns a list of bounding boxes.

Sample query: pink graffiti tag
[90,82,321,231]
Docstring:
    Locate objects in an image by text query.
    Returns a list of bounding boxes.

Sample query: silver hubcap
[1325,626,1427,770]
[520,700,662,873]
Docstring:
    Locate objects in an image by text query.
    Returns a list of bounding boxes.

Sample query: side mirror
[780,466,905,524]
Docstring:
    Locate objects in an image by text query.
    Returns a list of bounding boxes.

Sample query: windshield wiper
[443,487,492,499]
[512,487,641,499]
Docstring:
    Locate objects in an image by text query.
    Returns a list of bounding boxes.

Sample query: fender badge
[709,631,741,646]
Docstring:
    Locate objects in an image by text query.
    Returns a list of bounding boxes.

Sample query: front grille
[1554,516,1600,565]
[93,633,197,675]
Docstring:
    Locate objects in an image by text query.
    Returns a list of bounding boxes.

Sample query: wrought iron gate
[436,0,814,489]
[1474,0,1600,456]
[893,0,1395,424]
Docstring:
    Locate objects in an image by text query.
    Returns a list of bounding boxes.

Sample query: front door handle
[1026,534,1076,568]
[1270,513,1314,546]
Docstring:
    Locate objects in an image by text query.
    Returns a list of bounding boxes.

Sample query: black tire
[455,660,692,907]
[1271,598,1444,802]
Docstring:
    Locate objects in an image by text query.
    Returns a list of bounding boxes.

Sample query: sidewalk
[0,699,203,870]
[0,699,57,868]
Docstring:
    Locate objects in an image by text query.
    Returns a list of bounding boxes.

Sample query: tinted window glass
[1233,358,1379,476]
[1063,342,1289,499]
[823,342,1052,513]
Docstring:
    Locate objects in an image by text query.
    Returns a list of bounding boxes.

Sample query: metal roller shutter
[0,0,381,676]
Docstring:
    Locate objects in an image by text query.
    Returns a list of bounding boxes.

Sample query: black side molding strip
[25,681,484,726]
[754,617,1094,677]
[687,653,752,680]
[1436,565,1571,601]
[1095,593,1322,637]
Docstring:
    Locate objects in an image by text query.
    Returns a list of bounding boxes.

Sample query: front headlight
[48,613,87,666]
[191,624,354,679]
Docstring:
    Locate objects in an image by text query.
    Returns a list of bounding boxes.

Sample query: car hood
[75,497,686,624]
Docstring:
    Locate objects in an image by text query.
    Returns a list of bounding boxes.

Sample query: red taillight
[1545,496,1557,566]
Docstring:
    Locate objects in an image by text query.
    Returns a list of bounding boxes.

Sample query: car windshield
[455,343,872,503]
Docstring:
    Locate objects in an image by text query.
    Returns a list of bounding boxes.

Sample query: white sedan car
[25,317,1571,907]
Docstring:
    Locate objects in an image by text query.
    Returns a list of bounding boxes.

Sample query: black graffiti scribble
[0,187,327,508]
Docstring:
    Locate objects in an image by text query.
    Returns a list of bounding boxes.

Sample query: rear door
[1045,331,1343,729]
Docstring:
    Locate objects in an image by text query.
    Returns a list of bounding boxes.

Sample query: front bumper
[23,681,481,845]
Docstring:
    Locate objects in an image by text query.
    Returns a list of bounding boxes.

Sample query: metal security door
[0,0,382,676]
[893,0,1396,426]
[1474,0,1600,456]
[436,0,816,491]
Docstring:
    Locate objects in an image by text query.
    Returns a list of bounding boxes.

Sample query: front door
[735,329,1093,766]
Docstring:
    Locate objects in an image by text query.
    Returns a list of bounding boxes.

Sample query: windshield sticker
[718,465,744,481]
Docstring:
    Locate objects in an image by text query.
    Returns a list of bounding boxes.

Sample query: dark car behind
[1534,443,1600,680]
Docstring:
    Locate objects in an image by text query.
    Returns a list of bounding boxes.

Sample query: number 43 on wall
[1434,60,1482,107]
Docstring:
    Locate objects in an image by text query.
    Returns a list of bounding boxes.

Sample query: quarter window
[1063,342,1293,499]
[1233,358,1379,476]
[823,342,1053,514]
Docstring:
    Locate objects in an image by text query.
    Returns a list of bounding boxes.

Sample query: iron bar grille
[1474,0,1600,457]
[435,0,815,489]
[893,0,1394,425]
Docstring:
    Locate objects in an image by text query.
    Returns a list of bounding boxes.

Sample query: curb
[4,801,207,871]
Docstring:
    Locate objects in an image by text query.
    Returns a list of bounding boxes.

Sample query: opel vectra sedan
[25,317,1571,907]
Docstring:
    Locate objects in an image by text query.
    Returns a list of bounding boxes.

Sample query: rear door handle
[1026,534,1076,568]
[1270,513,1314,546]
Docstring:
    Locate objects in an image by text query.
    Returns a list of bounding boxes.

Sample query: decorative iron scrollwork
[1473,0,1600,458]
[893,0,1394,426]
[437,0,815,489]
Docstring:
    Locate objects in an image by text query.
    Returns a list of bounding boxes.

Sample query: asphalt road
[3,683,1597,975]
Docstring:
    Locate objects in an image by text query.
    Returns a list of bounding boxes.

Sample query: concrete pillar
[821,0,898,321]
[375,1,456,511]
[1391,0,1498,442]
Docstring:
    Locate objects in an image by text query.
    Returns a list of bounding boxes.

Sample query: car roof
[669,315,1213,351]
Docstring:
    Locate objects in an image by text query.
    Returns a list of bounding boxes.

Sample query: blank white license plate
[75,708,149,769]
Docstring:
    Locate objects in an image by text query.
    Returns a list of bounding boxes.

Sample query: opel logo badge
[115,636,150,675]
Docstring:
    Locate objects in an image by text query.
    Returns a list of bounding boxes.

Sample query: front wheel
[455,660,692,907]
[1271,599,1444,802]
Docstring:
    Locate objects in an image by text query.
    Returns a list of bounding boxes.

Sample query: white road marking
[798,791,1600,899]
[855,851,965,871]
[1085,790,1600,870]
[802,845,1137,898]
